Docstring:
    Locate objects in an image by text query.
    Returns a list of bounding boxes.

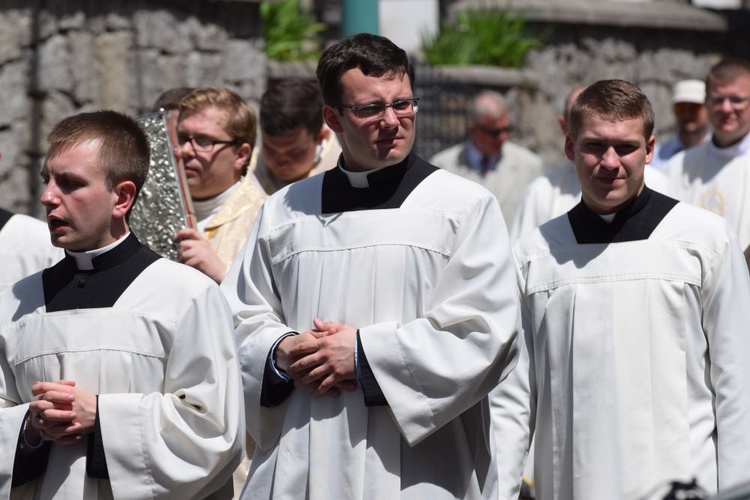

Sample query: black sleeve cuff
[357,331,388,407]
[86,396,109,479]
[12,411,51,487]
[260,339,296,407]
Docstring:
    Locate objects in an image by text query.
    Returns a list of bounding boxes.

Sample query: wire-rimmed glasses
[336,98,420,120]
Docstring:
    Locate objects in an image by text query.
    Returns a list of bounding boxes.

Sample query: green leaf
[420,8,546,68]
[261,0,324,62]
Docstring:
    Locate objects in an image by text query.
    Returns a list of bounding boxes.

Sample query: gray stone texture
[0,1,265,214]
[1,0,749,214]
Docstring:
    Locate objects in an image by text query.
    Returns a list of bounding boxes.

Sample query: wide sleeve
[0,346,31,498]
[358,194,521,446]
[701,226,750,491]
[97,282,244,499]
[221,205,295,450]
[490,255,537,500]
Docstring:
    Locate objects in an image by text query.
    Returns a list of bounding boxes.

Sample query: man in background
[649,79,709,170]
[667,58,750,252]
[430,90,543,225]
[251,78,340,195]
[174,87,267,283]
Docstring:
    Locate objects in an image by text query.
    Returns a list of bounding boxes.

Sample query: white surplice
[0,250,244,499]
[666,134,750,249]
[0,213,63,290]
[494,199,750,499]
[223,163,520,500]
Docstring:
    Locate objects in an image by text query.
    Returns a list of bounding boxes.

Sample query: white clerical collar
[66,232,131,270]
[193,181,240,232]
[598,213,616,223]
[337,162,388,188]
[708,132,750,159]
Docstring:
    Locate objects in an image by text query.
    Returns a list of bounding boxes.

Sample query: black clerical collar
[321,154,437,213]
[43,233,161,311]
[568,187,679,244]
[0,208,12,231]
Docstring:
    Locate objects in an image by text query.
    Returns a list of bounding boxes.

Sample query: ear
[564,134,576,162]
[645,134,656,164]
[315,126,327,146]
[112,180,137,220]
[323,105,343,133]
[557,115,568,136]
[234,142,252,175]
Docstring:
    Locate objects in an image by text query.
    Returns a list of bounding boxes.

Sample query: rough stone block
[185,52,223,88]
[190,17,229,52]
[134,9,193,54]
[94,31,135,111]
[0,10,30,64]
[140,52,188,110]
[70,31,95,105]
[0,61,29,127]
[221,39,265,83]
[38,34,73,93]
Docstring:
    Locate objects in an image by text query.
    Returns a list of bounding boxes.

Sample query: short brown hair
[706,58,750,88]
[568,79,654,141]
[178,87,257,153]
[47,110,150,203]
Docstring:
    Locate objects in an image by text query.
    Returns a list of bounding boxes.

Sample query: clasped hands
[25,380,97,446]
[275,318,358,397]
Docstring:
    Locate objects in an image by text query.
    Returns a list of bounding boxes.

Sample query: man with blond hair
[667,58,750,250]
[175,87,267,283]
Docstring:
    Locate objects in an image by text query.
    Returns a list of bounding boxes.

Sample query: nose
[41,183,58,207]
[719,98,734,113]
[381,106,400,127]
[600,146,619,168]
[178,138,195,157]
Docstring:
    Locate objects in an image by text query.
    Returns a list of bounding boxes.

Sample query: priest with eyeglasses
[222,33,521,500]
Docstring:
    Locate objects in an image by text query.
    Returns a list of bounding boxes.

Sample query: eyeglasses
[177,134,240,152]
[337,98,419,120]
[475,123,513,138]
[707,95,750,110]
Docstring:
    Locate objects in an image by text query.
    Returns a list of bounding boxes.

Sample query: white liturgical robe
[222,155,520,500]
[666,134,750,249]
[0,211,62,290]
[493,189,750,499]
[0,235,244,499]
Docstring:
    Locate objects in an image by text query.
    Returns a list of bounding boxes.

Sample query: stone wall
[2,0,749,217]
[422,0,750,167]
[0,0,264,216]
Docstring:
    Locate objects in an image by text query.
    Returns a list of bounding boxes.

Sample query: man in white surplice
[0,111,244,499]
[493,80,750,499]
[222,33,521,499]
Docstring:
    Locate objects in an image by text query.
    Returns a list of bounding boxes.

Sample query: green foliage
[421,9,545,68]
[261,0,325,62]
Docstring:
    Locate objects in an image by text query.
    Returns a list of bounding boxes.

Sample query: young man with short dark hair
[223,34,520,499]
[0,110,244,499]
